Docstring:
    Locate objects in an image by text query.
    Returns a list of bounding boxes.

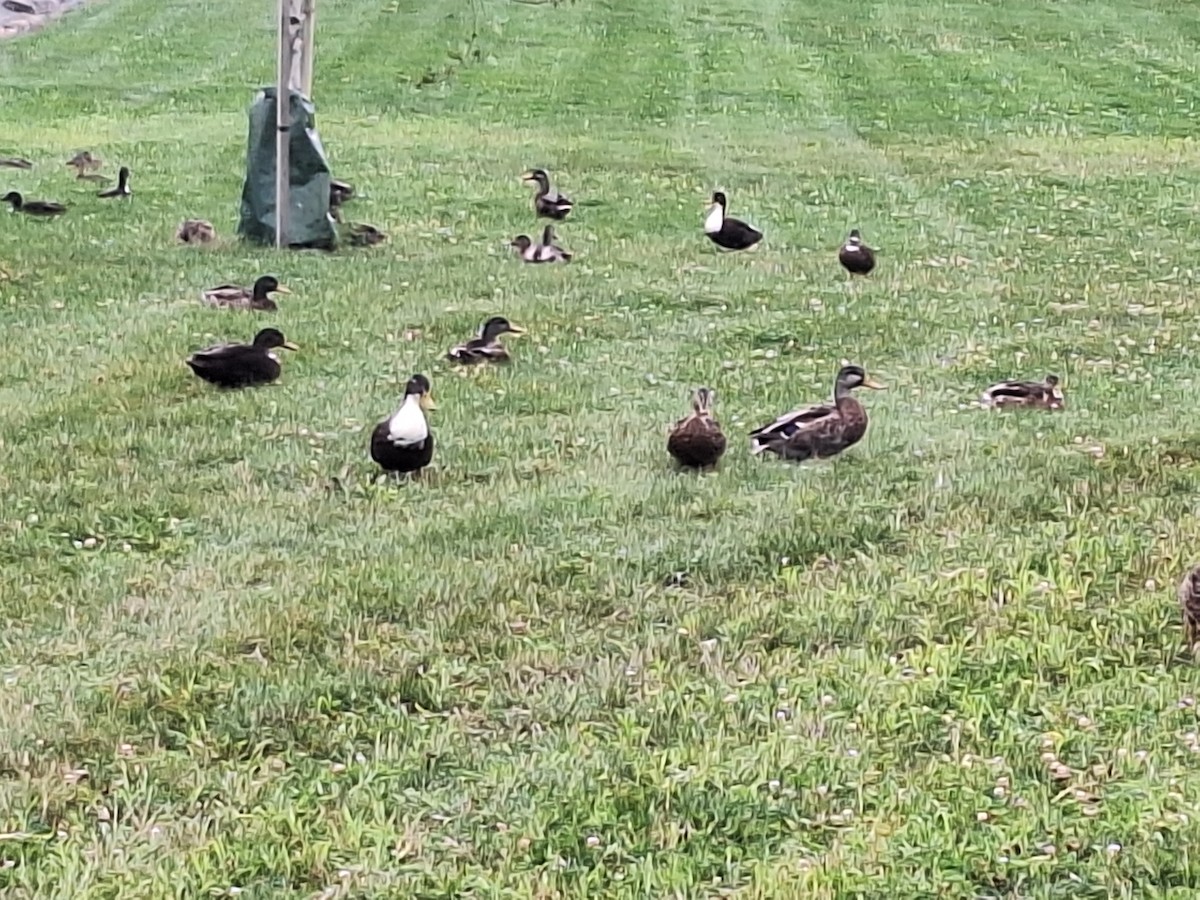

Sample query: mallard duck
[980,375,1063,410]
[370,374,437,477]
[522,168,572,220]
[177,219,216,244]
[346,222,387,246]
[510,226,572,264]
[98,166,131,199]
[1179,566,1200,651]
[201,275,290,311]
[186,327,299,388]
[838,228,875,275]
[447,316,526,364]
[66,150,101,174]
[2,191,67,217]
[750,364,885,461]
[667,387,727,469]
[703,191,763,251]
[0,157,32,170]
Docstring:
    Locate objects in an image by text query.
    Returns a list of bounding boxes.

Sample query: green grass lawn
[3,0,1200,895]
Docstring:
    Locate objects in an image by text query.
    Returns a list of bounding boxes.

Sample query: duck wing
[749,401,836,452]
[201,285,252,308]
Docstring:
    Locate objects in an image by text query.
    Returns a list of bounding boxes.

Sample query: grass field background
[3,0,1200,895]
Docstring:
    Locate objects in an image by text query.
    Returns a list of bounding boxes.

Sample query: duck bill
[507,325,527,336]
[419,393,438,411]
[520,171,537,182]
[863,377,887,390]
[282,341,300,351]
[273,284,292,295]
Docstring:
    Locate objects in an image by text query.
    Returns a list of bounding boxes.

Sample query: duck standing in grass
[980,375,1063,410]
[838,228,875,276]
[98,166,131,199]
[1179,566,1200,652]
[201,276,291,311]
[186,327,299,388]
[177,219,216,244]
[703,191,762,251]
[447,316,526,364]
[522,168,573,220]
[750,365,885,461]
[2,191,67,217]
[667,387,727,470]
[371,374,437,478]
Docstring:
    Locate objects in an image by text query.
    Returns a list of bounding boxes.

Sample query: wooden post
[274,0,293,248]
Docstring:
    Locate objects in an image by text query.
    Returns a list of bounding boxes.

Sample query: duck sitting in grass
[522,168,572,220]
[98,166,131,199]
[750,364,885,461]
[345,222,387,247]
[980,375,1063,410]
[370,374,437,478]
[0,157,32,170]
[511,225,572,263]
[838,228,875,276]
[2,191,67,217]
[177,219,216,244]
[447,316,526,364]
[667,387,727,470]
[201,275,290,311]
[703,190,762,251]
[186,327,299,388]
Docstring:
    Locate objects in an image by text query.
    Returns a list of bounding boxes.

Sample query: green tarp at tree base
[238,87,338,251]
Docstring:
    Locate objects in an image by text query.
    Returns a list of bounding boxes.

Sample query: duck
[667,387,727,470]
[838,228,875,275]
[522,168,573,220]
[2,191,67,217]
[0,157,32,170]
[750,364,885,461]
[345,222,387,247]
[98,166,131,199]
[201,275,290,311]
[510,225,572,263]
[446,316,526,364]
[176,219,216,244]
[186,327,299,388]
[66,150,101,174]
[370,374,437,477]
[979,375,1063,410]
[1179,566,1200,651]
[703,191,763,251]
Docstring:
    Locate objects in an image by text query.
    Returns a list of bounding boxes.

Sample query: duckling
[447,316,526,364]
[0,157,32,170]
[838,228,875,276]
[667,387,727,470]
[2,191,67,217]
[370,374,437,477]
[186,327,299,388]
[1179,566,1200,651]
[201,276,291,311]
[98,166,131,199]
[980,375,1063,410]
[703,191,762,251]
[522,168,573,220]
[176,219,216,244]
[750,365,885,461]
